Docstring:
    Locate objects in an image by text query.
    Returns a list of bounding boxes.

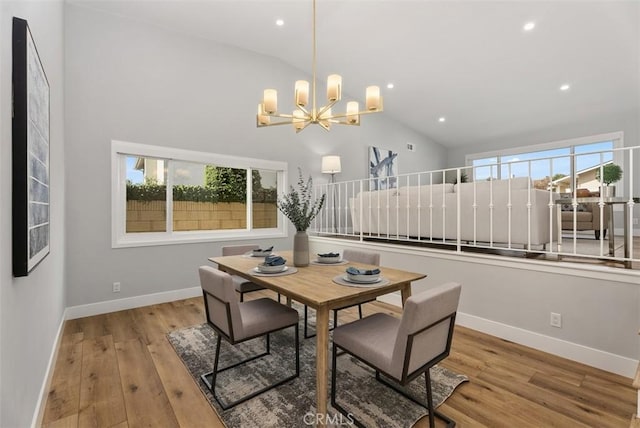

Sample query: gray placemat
[332,275,390,288]
[247,266,298,277]
[310,259,349,266]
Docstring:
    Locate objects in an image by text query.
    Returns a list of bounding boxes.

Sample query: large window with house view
[467,132,622,194]
[111,141,287,248]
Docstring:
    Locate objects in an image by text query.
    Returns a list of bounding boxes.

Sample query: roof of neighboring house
[134,157,145,171]
[551,160,613,184]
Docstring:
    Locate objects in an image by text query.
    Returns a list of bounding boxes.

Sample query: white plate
[254,266,288,274]
[342,275,381,284]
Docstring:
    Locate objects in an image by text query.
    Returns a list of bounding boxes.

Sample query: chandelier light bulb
[327,75,342,102]
[263,89,278,114]
[295,80,309,107]
[366,86,381,111]
[346,101,359,124]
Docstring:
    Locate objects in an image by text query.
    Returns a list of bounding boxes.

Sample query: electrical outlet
[550,312,562,328]
[634,217,639,225]
[113,282,121,293]
[406,142,415,152]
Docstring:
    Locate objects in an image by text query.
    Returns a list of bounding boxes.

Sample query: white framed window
[111,140,288,248]
[466,131,624,194]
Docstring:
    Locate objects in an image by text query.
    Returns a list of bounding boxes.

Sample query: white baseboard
[376,293,637,378]
[65,286,202,320]
[31,308,67,428]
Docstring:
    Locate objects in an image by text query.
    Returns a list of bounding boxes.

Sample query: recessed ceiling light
[386,83,394,89]
[523,22,535,31]
[276,19,284,26]
[560,84,570,91]
[438,117,446,123]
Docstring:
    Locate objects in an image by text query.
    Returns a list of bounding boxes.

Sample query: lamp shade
[321,155,341,174]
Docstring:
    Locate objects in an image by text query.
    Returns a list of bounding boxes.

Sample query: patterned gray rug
[167,319,468,427]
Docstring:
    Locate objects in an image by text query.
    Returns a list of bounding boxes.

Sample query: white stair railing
[312,146,638,268]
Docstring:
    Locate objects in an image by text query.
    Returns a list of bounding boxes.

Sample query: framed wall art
[369,146,398,190]
[12,17,50,277]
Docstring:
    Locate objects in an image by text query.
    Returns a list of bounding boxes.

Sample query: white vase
[293,231,309,267]
[601,186,616,198]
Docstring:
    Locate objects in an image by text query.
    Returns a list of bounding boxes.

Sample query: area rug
[167,319,468,427]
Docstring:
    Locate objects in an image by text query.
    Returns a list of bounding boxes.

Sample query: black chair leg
[358,304,363,319]
[304,305,315,339]
[295,324,300,375]
[375,369,456,428]
[239,292,244,302]
[201,325,299,411]
[331,344,366,428]
[425,370,435,428]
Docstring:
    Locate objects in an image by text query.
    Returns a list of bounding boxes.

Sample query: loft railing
[312,145,638,268]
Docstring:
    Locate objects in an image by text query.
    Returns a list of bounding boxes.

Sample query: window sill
[112,229,287,249]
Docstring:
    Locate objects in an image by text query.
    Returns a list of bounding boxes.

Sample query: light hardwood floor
[41,292,635,427]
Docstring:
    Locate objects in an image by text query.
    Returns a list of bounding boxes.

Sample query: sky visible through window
[126,157,143,184]
[472,141,613,180]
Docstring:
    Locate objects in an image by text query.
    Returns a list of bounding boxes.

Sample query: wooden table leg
[400,282,412,307]
[315,305,330,427]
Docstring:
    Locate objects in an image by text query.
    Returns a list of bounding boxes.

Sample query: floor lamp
[321,156,341,234]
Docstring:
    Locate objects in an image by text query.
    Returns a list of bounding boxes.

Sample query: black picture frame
[12,17,50,277]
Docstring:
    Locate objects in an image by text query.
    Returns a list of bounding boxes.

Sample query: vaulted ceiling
[70,0,639,147]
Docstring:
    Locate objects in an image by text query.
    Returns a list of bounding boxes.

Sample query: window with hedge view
[125,156,279,234]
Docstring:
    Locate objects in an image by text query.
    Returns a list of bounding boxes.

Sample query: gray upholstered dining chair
[304,249,380,338]
[198,266,299,410]
[222,244,280,302]
[331,282,462,428]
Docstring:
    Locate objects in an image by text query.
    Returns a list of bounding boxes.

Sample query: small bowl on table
[257,263,286,273]
[346,272,380,283]
[317,252,341,264]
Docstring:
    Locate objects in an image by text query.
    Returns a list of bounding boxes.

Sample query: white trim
[31,309,67,428]
[65,286,202,320]
[455,312,638,378]
[113,228,287,249]
[464,132,626,195]
[465,131,624,163]
[311,236,640,284]
[375,293,637,378]
[110,140,288,248]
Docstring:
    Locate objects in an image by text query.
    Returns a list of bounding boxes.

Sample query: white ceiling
[70,0,640,147]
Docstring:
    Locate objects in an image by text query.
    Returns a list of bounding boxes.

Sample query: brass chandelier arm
[316,100,338,118]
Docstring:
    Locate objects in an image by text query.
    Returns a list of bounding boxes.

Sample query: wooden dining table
[209,250,426,426]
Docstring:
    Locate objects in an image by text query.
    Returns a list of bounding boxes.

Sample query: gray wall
[64,4,446,308]
[0,2,65,427]
[446,108,640,232]
[312,239,639,368]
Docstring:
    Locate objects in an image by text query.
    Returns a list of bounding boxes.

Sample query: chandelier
[256,0,383,132]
